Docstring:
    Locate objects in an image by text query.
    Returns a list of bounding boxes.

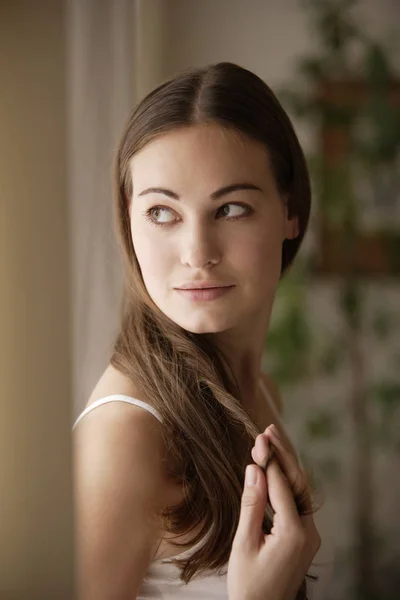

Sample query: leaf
[364,42,393,87]
[265,267,312,386]
[320,162,356,225]
[319,339,344,375]
[339,281,363,331]
[297,57,327,82]
[370,382,400,415]
[370,310,393,341]
[265,308,311,386]
[385,234,400,276]
[305,409,339,439]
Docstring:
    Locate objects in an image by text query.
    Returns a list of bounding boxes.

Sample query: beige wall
[133,0,167,103]
[162,0,400,81]
[0,1,73,598]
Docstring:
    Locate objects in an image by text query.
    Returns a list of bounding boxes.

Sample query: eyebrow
[137,182,263,201]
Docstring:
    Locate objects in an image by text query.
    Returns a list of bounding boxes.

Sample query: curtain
[66,0,136,418]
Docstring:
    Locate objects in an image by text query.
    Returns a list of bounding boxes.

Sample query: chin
[151,295,241,334]
[180,322,224,334]
[171,313,237,335]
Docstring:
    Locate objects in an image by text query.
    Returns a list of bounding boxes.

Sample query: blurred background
[1,0,399,598]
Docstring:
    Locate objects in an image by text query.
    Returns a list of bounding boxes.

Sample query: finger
[267,459,320,589]
[266,427,315,525]
[264,425,310,507]
[251,434,273,470]
[234,464,268,551]
[266,458,302,529]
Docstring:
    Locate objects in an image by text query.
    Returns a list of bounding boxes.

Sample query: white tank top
[71,378,286,599]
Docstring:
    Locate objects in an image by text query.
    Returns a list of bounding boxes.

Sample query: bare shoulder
[73,363,167,493]
[72,368,170,598]
[260,371,283,414]
[75,361,165,475]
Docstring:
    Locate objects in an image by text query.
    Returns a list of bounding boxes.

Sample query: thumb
[234,464,267,551]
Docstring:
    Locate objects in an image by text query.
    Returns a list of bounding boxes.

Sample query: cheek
[132,233,173,290]
[232,226,283,281]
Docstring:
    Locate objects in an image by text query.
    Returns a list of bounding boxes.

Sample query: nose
[180,221,221,269]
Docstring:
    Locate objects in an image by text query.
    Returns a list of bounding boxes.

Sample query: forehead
[129,124,274,193]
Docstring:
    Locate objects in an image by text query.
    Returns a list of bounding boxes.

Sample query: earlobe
[285,216,300,240]
[282,194,300,240]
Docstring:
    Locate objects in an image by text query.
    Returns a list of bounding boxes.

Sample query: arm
[72,403,169,599]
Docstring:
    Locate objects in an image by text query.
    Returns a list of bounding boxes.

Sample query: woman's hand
[227,425,321,600]
[253,424,312,516]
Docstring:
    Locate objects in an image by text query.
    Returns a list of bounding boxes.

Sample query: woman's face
[129,123,298,334]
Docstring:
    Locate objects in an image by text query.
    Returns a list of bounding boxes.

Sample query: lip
[175,282,235,290]
[175,286,235,302]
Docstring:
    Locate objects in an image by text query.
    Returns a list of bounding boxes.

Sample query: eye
[142,202,252,226]
[143,206,178,226]
[217,203,251,219]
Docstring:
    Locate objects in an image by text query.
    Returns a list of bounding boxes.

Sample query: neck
[209,313,270,408]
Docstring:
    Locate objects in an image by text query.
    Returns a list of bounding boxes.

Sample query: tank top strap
[72,394,163,430]
[258,377,305,468]
[258,376,283,424]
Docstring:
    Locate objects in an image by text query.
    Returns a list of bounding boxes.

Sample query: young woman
[72,61,320,600]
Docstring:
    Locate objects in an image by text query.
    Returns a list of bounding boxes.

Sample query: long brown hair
[110,62,315,597]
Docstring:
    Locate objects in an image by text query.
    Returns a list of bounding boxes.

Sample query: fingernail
[270,424,279,437]
[245,464,258,486]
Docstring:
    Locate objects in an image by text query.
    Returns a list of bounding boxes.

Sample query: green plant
[265,1,400,599]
